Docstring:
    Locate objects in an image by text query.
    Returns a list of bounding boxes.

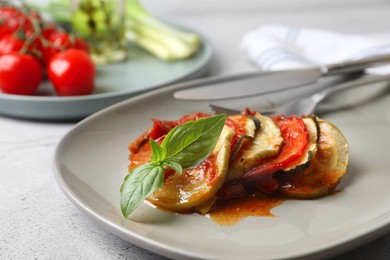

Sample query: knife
[173,53,390,101]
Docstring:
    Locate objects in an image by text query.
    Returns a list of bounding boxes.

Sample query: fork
[210,73,390,116]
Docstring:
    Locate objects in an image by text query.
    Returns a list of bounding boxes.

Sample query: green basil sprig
[120,114,227,218]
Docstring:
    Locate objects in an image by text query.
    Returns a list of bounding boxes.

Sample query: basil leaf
[120,162,164,217]
[160,114,226,168]
[120,113,227,217]
[149,139,163,162]
[163,160,183,174]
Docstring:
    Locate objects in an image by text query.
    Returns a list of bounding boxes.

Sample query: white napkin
[240,24,390,74]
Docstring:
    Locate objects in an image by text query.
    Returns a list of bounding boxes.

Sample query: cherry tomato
[40,31,89,64]
[41,31,71,62]
[0,33,25,55]
[0,6,24,38]
[0,6,39,38]
[74,37,89,53]
[0,52,42,95]
[47,48,95,96]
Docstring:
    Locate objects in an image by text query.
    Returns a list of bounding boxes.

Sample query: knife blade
[173,68,321,100]
[173,53,390,101]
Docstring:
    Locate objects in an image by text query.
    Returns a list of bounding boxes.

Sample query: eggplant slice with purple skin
[276,118,349,199]
[228,114,261,162]
[281,115,320,174]
[227,113,284,182]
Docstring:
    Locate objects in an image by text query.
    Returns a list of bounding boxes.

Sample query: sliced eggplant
[147,126,236,211]
[227,114,260,161]
[228,114,260,135]
[281,116,320,174]
[226,113,284,182]
[277,118,349,199]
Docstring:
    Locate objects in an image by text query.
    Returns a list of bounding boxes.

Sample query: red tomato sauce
[224,116,248,156]
[210,191,285,226]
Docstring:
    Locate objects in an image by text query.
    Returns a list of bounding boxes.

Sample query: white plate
[0,39,212,120]
[54,79,390,259]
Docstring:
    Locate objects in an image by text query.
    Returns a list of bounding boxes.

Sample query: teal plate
[0,40,212,120]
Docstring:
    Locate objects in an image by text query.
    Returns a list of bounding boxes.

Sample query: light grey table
[2,0,390,259]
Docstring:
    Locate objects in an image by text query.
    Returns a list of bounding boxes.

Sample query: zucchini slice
[147,126,236,211]
[277,118,349,198]
[226,113,283,182]
[282,116,320,174]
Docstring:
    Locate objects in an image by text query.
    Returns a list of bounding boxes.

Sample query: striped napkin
[240,24,390,74]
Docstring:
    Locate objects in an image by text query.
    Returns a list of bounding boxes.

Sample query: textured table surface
[2,0,390,259]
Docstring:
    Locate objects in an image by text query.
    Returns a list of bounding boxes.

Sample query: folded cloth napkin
[240,24,390,74]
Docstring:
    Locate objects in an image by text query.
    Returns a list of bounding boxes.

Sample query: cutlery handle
[325,53,390,75]
[321,73,390,99]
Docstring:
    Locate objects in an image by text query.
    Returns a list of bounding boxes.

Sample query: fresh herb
[120,114,227,218]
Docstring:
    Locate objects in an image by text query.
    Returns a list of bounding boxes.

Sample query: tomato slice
[239,115,309,193]
[241,107,257,116]
[149,112,212,140]
[224,116,247,156]
[149,119,176,140]
[129,113,212,155]
[176,112,211,124]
